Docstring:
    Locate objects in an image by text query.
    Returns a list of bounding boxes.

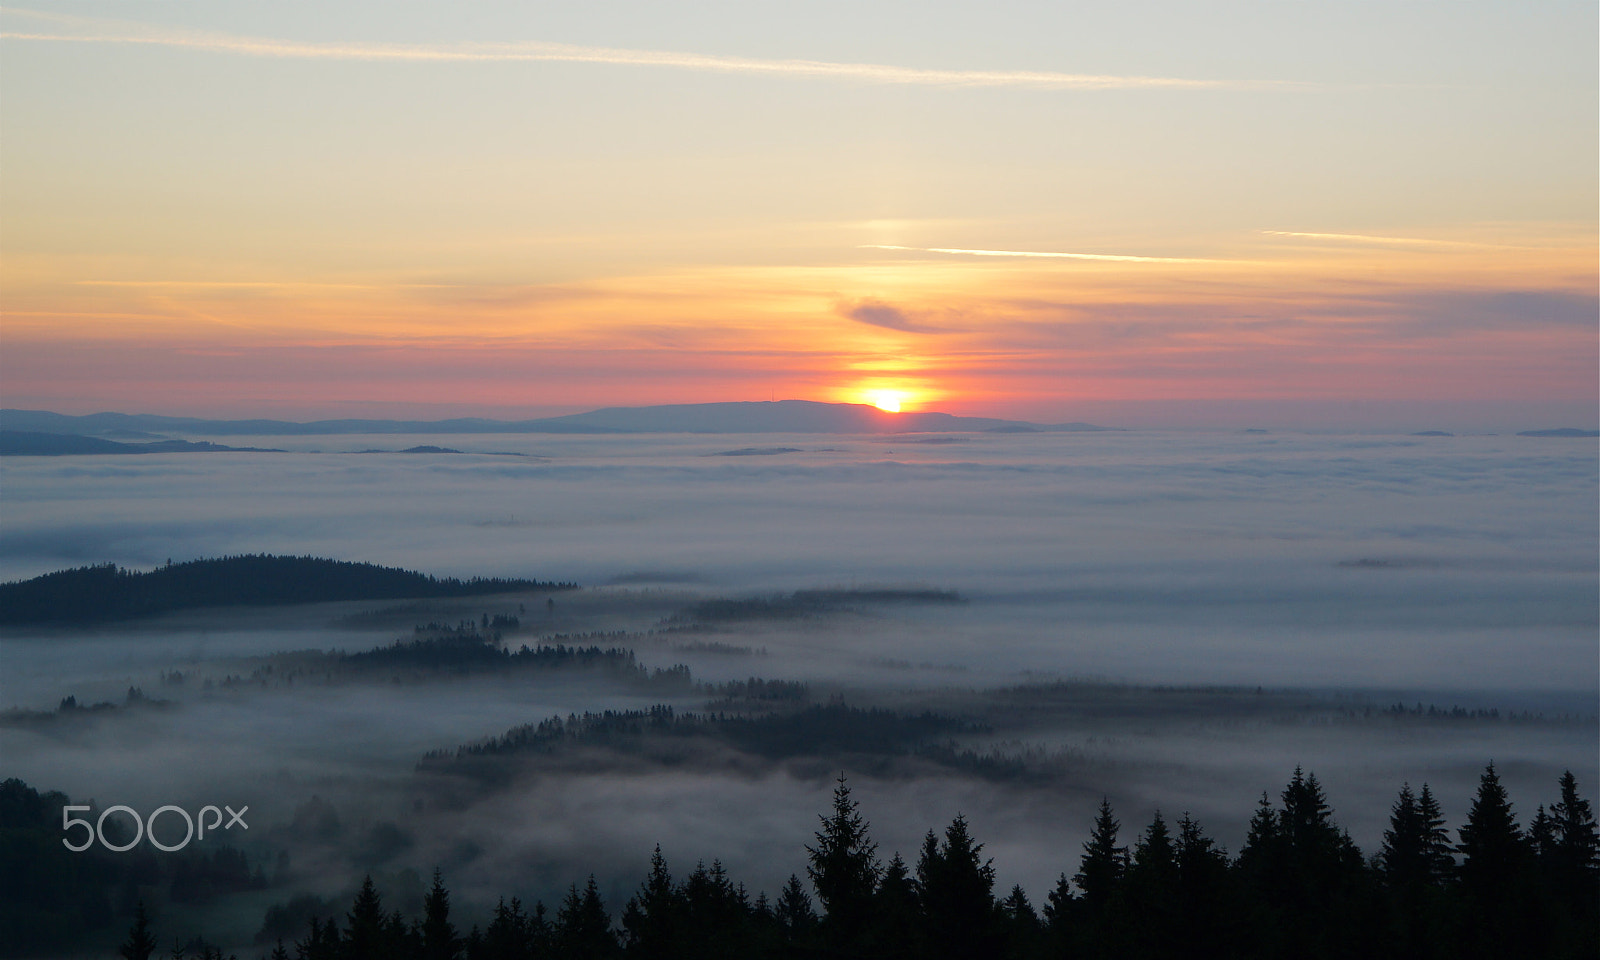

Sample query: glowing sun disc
[867,391,903,413]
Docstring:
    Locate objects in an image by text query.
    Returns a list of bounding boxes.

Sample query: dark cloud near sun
[838,299,946,334]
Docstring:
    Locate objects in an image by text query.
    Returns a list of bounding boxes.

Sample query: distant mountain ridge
[0,431,284,456]
[0,401,1109,436]
[1516,428,1599,438]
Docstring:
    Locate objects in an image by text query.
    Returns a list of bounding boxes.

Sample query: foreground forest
[3,559,1594,958]
[11,763,1595,960]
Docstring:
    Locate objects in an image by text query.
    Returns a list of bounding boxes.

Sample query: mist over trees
[3,548,1592,958]
[43,766,1596,959]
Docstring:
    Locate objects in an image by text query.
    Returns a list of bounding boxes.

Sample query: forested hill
[0,555,575,625]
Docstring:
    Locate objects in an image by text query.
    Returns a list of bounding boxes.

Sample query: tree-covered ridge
[344,636,645,676]
[191,633,746,694]
[0,555,577,625]
[88,766,1600,960]
[420,705,990,782]
[415,688,1589,794]
[665,588,962,625]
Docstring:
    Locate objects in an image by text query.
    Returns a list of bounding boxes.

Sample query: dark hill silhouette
[0,555,574,626]
[0,431,283,456]
[1517,428,1599,438]
[1,401,1108,436]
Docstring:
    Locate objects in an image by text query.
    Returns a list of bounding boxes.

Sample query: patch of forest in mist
[2,558,1596,959]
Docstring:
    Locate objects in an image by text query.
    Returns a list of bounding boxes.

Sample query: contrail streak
[860,244,1214,263]
[73,280,453,289]
[1262,231,1487,248]
[0,9,1274,91]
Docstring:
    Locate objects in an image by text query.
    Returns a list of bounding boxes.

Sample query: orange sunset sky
[2,2,1595,426]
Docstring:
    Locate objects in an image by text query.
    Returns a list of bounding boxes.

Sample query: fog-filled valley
[2,429,1596,956]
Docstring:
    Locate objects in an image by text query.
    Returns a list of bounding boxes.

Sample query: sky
[1,1,1595,425]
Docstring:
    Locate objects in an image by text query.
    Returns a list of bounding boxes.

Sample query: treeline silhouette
[419,696,1591,792]
[333,633,807,698]
[95,765,1600,960]
[0,555,576,625]
[0,684,174,731]
[6,643,807,728]
[420,705,987,783]
[344,639,649,678]
[226,638,699,694]
[666,588,962,624]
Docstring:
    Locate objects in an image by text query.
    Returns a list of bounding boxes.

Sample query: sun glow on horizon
[866,390,905,412]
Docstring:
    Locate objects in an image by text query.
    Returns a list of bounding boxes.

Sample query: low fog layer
[4,611,1592,950]
[3,430,1594,690]
[1,429,1595,952]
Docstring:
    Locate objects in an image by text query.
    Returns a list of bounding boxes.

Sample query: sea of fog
[3,429,1595,691]
[1,429,1596,945]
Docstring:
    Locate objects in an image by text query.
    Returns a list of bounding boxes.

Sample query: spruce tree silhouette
[1547,770,1600,958]
[556,877,618,959]
[1378,783,1455,957]
[915,814,999,960]
[1237,769,1374,960]
[1278,768,1344,862]
[1123,811,1180,957]
[1415,784,1455,879]
[679,860,751,960]
[1071,798,1126,958]
[774,873,817,933]
[1458,762,1533,958]
[1173,812,1234,959]
[1041,869,1075,938]
[871,852,920,960]
[118,901,157,960]
[1074,799,1127,909]
[1531,804,1557,861]
[1459,763,1526,877]
[998,884,1043,959]
[805,774,880,956]
[294,916,340,960]
[1380,783,1453,887]
[1550,770,1600,886]
[421,869,460,960]
[621,845,683,959]
[343,876,388,960]
[480,896,548,960]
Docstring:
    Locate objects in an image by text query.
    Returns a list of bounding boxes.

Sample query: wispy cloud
[1262,231,1491,248]
[73,280,452,289]
[838,299,945,334]
[0,8,1268,91]
[860,244,1216,263]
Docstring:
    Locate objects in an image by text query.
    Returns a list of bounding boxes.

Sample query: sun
[866,390,903,413]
